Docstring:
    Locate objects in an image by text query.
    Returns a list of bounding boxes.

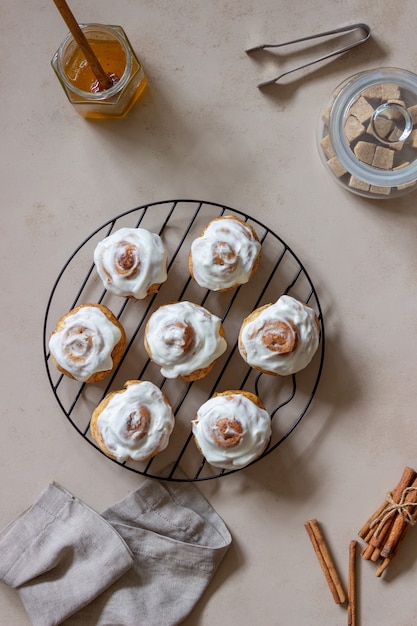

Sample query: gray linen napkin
[0,482,134,626]
[63,475,232,626]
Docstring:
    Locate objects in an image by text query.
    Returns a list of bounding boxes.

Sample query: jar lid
[329,67,417,192]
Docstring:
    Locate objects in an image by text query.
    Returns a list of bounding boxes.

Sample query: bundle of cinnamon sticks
[304,466,417,625]
[358,465,417,577]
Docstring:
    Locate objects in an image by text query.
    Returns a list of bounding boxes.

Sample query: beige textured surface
[2,1,417,625]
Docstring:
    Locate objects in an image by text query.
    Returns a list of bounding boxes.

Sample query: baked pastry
[90,380,175,462]
[48,303,126,383]
[188,215,261,291]
[238,295,320,376]
[144,301,227,382]
[93,227,168,299]
[192,390,271,470]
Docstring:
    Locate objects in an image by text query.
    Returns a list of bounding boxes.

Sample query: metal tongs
[246,23,371,88]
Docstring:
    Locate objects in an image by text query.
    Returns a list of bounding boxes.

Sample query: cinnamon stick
[376,522,410,577]
[305,519,346,604]
[375,556,390,578]
[380,477,417,559]
[364,517,396,561]
[361,542,375,560]
[370,546,381,562]
[358,499,388,540]
[368,517,396,550]
[52,0,113,90]
[348,541,357,626]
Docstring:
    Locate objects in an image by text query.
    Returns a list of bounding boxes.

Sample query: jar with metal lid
[317,67,417,198]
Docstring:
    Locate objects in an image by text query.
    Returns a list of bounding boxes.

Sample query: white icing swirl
[94,227,168,299]
[239,295,320,376]
[49,306,122,382]
[192,392,271,469]
[95,381,174,462]
[190,216,261,291]
[145,301,227,379]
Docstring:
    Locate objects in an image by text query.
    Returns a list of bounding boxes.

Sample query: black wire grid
[43,200,325,481]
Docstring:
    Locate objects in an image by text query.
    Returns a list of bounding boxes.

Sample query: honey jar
[51,24,147,119]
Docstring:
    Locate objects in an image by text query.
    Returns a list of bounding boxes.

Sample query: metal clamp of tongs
[246,23,371,88]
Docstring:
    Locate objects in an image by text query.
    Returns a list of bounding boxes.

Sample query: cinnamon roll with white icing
[238,295,320,376]
[90,380,175,462]
[48,303,126,383]
[94,227,168,300]
[144,301,227,382]
[192,390,271,469]
[189,215,261,291]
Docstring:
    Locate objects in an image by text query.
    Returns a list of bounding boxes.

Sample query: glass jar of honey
[51,24,147,119]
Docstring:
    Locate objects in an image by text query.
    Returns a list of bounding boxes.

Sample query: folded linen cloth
[0,482,134,626]
[63,475,232,626]
[0,476,232,626]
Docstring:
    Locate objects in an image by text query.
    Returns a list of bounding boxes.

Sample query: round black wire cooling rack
[43,199,325,481]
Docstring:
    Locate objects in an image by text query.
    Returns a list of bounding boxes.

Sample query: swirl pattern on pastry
[189,216,261,291]
[94,227,168,300]
[144,301,227,381]
[238,295,320,376]
[48,304,125,383]
[192,390,271,469]
[90,380,175,462]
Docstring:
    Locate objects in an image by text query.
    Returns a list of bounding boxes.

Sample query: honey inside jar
[52,24,147,119]
[64,39,126,93]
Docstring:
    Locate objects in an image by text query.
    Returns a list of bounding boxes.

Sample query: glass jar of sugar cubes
[317,68,417,198]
